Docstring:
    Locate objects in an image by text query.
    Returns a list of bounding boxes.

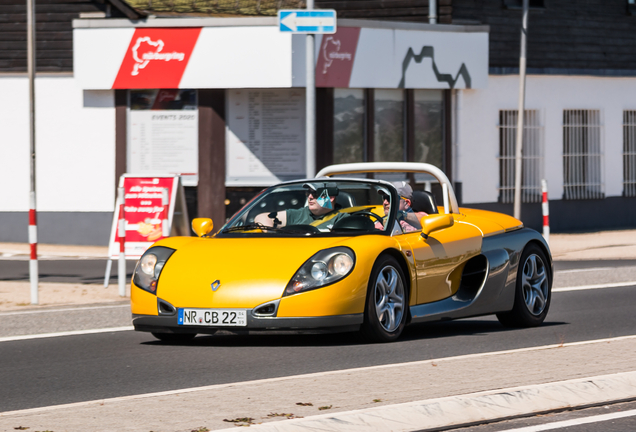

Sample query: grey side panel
[0,211,113,245]
[409,228,551,323]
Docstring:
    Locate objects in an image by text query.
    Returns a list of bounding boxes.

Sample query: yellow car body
[131,163,553,343]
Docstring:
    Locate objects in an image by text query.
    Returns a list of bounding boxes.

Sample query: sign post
[513,0,529,220]
[278,9,336,179]
[27,0,38,305]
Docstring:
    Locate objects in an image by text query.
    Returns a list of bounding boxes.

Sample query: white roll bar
[315,162,459,214]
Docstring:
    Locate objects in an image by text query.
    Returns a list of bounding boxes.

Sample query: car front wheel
[497,243,552,327]
[360,255,408,342]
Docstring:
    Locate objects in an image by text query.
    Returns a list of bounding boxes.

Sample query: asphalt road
[456,400,636,432]
[1,279,635,413]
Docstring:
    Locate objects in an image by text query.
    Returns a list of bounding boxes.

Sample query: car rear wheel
[360,255,408,342]
[497,244,552,327]
[151,332,197,343]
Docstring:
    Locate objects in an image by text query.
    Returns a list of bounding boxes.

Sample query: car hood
[154,236,351,308]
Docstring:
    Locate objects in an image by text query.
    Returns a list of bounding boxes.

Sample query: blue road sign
[278,10,337,34]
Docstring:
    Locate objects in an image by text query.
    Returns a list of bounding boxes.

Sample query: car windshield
[221,180,397,236]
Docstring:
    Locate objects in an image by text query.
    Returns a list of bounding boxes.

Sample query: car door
[400,218,482,305]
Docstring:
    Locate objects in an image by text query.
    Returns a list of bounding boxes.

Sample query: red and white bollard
[29,191,38,304]
[162,187,169,238]
[117,187,126,297]
[541,179,550,245]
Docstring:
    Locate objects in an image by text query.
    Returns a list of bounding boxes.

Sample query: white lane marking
[0,326,133,343]
[497,408,636,431]
[557,267,616,274]
[1,334,635,417]
[554,281,636,292]
[0,304,128,316]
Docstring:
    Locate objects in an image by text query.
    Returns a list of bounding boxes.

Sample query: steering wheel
[348,210,384,224]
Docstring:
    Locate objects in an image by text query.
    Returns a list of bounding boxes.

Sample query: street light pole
[305,0,316,178]
[27,0,39,304]
[513,0,529,220]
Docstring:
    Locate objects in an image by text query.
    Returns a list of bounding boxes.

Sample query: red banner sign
[113,28,202,89]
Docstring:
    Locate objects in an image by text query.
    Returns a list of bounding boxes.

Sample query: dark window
[503,0,545,9]
[629,0,636,16]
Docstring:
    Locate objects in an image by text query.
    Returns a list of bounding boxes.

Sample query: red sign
[113,28,202,89]
[109,176,179,259]
[316,27,361,88]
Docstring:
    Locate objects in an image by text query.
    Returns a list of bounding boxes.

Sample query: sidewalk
[3,228,636,261]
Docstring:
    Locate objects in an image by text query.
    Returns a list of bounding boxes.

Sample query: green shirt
[286,207,346,230]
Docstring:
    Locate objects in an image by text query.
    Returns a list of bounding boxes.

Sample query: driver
[254,183,347,230]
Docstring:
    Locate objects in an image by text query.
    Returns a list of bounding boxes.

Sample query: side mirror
[420,214,454,239]
[192,218,214,237]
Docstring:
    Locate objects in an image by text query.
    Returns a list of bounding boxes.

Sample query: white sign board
[128,110,199,186]
[226,89,306,186]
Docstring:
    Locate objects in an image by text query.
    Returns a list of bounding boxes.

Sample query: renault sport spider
[131,163,552,343]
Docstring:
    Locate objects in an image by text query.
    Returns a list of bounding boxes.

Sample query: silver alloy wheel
[374,265,405,332]
[521,253,549,316]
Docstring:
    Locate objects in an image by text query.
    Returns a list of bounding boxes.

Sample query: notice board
[108,174,190,260]
[226,88,306,186]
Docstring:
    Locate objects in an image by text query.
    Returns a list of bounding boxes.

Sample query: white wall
[0,76,116,212]
[458,75,636,204]
[0,77,30,211]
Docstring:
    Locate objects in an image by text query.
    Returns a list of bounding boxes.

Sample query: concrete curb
[216,371,636,432]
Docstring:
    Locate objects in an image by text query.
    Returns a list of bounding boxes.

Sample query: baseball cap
[391,181,413,200]
[303,182,339,196]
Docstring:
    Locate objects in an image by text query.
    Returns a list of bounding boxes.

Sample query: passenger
[375,181,424,233]
[409,190,432,221]
[254,183,347,230]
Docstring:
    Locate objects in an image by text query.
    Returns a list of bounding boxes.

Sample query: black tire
[360,255,409,342]
[151,332,197,343]
[497,243,552,328]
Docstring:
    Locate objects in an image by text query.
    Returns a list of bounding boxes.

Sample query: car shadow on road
[399,319,567,342]
[142,319,568,348]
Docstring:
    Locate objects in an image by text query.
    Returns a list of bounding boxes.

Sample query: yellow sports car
[131,163,552,343]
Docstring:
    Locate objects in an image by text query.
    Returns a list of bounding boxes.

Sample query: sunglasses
[381,194,408,202]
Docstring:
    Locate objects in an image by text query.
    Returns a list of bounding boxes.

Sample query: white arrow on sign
[280,12,336,32]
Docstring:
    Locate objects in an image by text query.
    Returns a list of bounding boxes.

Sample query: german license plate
[178,308,247,326]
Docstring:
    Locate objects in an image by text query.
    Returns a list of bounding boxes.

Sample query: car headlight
[133,246,175,294]
[284,247,355,296]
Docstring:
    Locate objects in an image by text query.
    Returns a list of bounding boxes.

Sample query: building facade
[1,0,635,245]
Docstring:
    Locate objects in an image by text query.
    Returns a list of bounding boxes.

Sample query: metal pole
[27,0,38,304]
[513,0,529,220]
[429,0,437,24]
[541,179,550,245]
[305,0,316,178]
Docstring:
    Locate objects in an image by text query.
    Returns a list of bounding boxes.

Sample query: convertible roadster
[131,163,552,343]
